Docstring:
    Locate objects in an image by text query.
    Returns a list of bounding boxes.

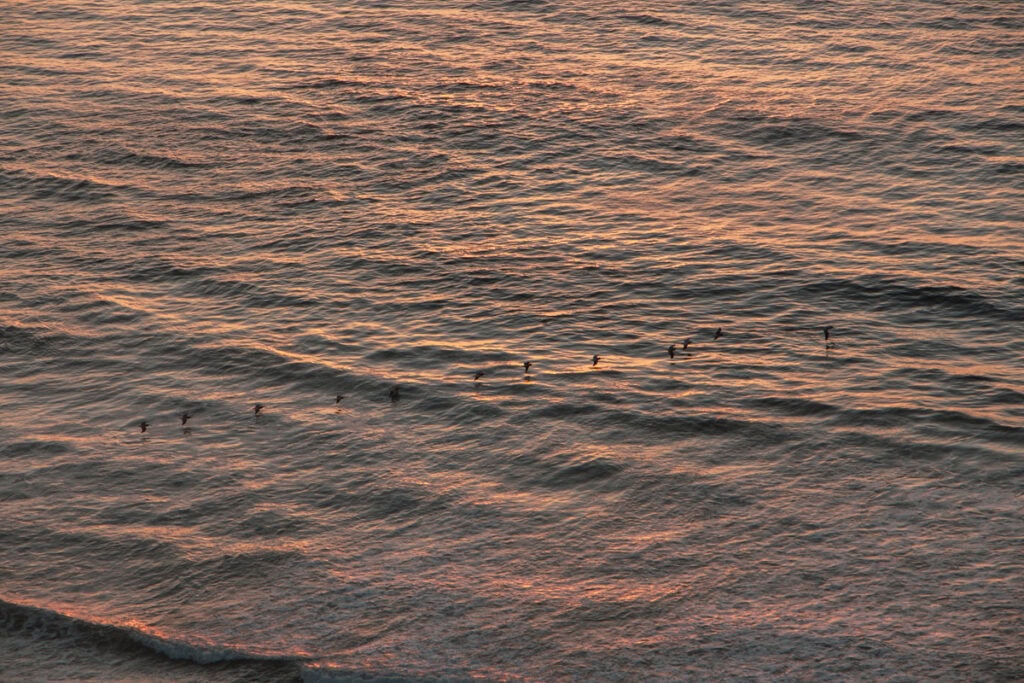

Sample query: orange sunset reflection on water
[0,0,1021,681]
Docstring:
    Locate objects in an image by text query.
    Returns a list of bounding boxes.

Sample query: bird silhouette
[668,344,676,359]
[139,421,149,433]
[683,338,691,351]
[823,325,834,341]
[713,328,723,340]
[180,412,191,426]
[253,403,263,416]
[592,354,600,367]
[524,361,532,373]
[389,386,401,402]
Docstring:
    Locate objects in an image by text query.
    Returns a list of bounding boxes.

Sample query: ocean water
[1,1,1022,680]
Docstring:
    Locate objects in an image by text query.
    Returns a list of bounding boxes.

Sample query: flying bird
[524,361,532,373]
[713,327,723,340]
[139,421,149,433]
[668,344,676,359]
[592,354,600,367]
[253,403,263,416]
[823,325,834,341]
[473,371,485,381]
[180,412,191,426]
[682,338,691,351]
[335,394,344,404]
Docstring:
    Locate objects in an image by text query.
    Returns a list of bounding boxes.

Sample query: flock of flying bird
[137,326,837,433]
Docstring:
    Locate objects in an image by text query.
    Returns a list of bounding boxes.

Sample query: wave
[617,12,675,27]
[302,665,479,683]
[55,143,209,171]
[0,323,73,357]
[0,597,305,680]
[1,598,484,682]
[746,396,839,417]
[795,277,1021,322]
[181,275,321,309]
[304,483,451,521]
[0,167,122,203]
[285,78,367,91]
[529,402,794,445]
[173,343,357,393]
[541,457,624,487]
[714,112,864,149]
[473,0,554,13]
[828,405,1023,447]
[121,255,216,283]
[57,214,172,234]
[364,344,508,367]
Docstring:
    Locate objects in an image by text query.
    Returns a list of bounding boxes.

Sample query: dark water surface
[1,1,1022,680]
